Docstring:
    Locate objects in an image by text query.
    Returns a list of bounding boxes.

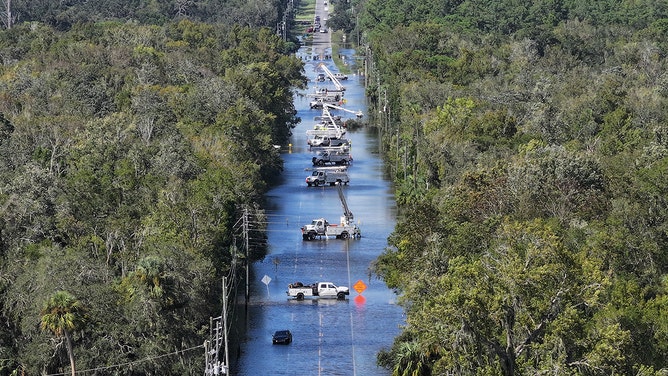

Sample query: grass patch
[331,30,356,74]
[292,0,316,35]
[295,2,316,21]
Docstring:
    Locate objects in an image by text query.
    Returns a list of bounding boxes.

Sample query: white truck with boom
[312,150,352,166]
[317,63,347,93]
[286,281,350,300]
[307,135,349,147]
[301,183,361,240]
[305,167,350,187]
[307,64,347,108]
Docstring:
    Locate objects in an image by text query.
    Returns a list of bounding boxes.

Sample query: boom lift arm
[337,183,354,225]
[323,103,363,118]
[317,63,346,92]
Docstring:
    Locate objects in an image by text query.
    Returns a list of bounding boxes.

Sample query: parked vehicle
[301,217,360,240]
[301,184,361,240]
[316,63,346,92]
[307,135,349,147]
[306,167,350,186]
[286,281,349,300]
[328,73,348,81]
[312,150,352,166]
[272,330,292,344]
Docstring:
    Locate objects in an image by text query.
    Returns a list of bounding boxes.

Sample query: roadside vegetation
[0,2,305,374]
[349,0,668,374]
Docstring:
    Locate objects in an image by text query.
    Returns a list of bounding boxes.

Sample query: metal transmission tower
[204,277,230,375]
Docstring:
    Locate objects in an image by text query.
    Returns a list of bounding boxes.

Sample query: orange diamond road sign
[353,280,367,294]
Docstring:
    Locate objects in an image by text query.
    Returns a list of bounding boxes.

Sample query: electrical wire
[44,344,204,376]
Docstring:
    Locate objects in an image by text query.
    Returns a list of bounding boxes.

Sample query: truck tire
[341,159,348,165]
[337,292,346,300]
[340,232,349,239]
[307,182,312,187]
[314,180,320,187]
[297,293,304,300]
[308,231,316,241]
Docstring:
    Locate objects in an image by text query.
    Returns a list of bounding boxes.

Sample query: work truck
[286,281,350,300]
[307,135,349,147]
[312,150,351,166]
[301,217,361,240]
[305,168,350,187]
[301,184,361,240]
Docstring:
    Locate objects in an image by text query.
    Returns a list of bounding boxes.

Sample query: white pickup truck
[306,168,350,187]
[286,281,350,300]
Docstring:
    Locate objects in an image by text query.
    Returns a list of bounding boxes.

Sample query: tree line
[0,18,305,374]
[356,0,668,374]
[3,0,287,31]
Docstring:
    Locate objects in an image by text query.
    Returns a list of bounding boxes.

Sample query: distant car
[272,330,292,344]
[320,28,327,33]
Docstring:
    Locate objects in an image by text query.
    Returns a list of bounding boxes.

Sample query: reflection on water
[229,39,403,376]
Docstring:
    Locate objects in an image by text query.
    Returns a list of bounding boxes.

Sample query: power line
[44,345,204,376]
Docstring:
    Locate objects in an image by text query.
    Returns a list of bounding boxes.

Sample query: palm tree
[135,255,165,298]
[40,291,84,376]
[393,341,432,376]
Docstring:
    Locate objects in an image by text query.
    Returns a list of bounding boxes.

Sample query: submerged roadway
[229,2,404,375]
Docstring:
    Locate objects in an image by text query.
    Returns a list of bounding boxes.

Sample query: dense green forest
[352,0,668,374]
[0,2,305,373]
[3,0,286,30]
[3,0,668,374]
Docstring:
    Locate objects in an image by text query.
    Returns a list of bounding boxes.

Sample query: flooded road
[229,30,403,376]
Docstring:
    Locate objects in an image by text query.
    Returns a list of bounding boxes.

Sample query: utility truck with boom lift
[311,149,352,166]
[307,64,347,108]
[305,167,350,187]
[301,183,361,240]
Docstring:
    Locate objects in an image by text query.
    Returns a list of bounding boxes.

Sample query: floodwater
[228,17,404,376]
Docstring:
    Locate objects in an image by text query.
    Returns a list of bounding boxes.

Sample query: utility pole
[222,276,230,375]
[243,207,249,306]
[204,277,229,375]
